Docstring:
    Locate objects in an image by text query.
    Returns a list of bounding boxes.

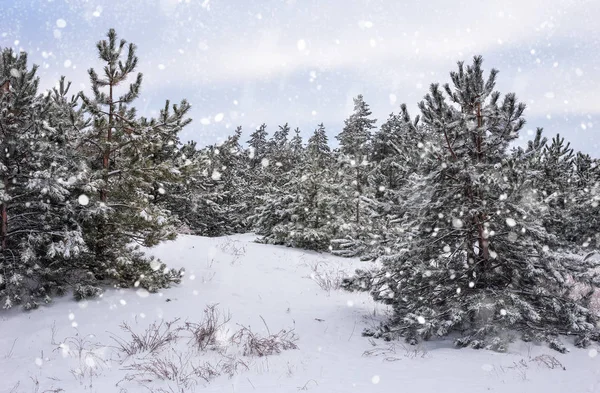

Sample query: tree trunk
[101,83,114,202]
[355,166,360,224]
[1,180,7,250]
[1,81,9,250]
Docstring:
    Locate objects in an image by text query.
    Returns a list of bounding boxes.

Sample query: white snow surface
[1,234,599,392]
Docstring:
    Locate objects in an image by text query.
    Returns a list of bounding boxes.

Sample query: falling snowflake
[56,19,67,28]
[136,288,150,298]
[261,158,270,167]
[214,113,224,122]
[85,357,96,368]
[150,260,161,271]
[210,169,221,181]
[452,217,463,228]
[500,309,507,316]
[417,316,425,324]
[371,375,380,384]
[505,218,517,227]
[78,194,89,206]
[589,349,598,358]
[297,39,307,51]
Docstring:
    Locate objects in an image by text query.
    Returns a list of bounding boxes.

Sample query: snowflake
[452,218,463,228]
[78,194,89,206]
[297,39,307,51]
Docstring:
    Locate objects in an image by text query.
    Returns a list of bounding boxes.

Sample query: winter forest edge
[1,29,599,354]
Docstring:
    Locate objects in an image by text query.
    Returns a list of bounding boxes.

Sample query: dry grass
[230,317,298,357]
[110,318,181,357]
[184,305,231,351]
[114,311,297,392]
[530,354,566,370]
[305,261,348,293]
[362,340,428,361]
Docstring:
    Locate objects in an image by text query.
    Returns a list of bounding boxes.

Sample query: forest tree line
[1,30,599,351]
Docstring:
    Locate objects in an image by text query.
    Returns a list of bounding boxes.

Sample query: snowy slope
[1,234,599,393]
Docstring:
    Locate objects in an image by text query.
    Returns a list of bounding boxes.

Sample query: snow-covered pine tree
[216,126,251,232]
[0,49,89,309]
[260,123,337,250]
[247,123,269,169]
[361,104,427,258]
[290,127,304,159]
[538,134,576,242]
[157,140,225,236]
[330,95,378,257]
[267,123,292,173]
[568,152,600,248]
[344,56,600,351]
[77,29,188,296]
[251,123,304,242]
[334,94,376,225]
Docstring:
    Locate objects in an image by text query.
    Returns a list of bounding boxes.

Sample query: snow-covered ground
[1,234,599,393]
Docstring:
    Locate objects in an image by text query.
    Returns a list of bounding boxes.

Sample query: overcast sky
[1,0,599,155]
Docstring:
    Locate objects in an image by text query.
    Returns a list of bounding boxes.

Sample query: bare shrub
[306,261,347,293]
[184,305,231,351]
[110,318,181,357]
[230,318,298,357]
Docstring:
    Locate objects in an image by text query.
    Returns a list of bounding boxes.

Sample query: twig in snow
[297,379,319,390]
[348,320,357,341]
[4,337,17,359]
